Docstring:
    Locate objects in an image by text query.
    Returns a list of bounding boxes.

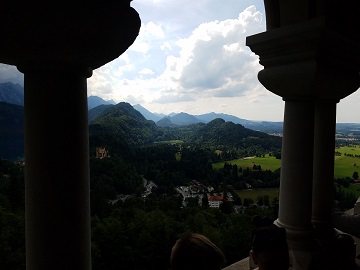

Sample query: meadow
[235,184,360,203]
[212,154,281,171]
[213,146,360,201]
[212,145,360,179]
[334,144,360,179]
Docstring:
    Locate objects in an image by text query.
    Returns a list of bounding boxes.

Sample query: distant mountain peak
[88,96,116,110]
[133,104,162,122]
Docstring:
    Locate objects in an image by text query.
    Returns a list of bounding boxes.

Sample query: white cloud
[89,5,273,118]
[160,42,172,51]
[139,68,155,75]
[337,90,360,123]
[160,6,263,98]
[129,21,165,54]
[124,95,146,105]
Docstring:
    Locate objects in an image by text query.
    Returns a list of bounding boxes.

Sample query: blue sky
[0,0,359,122]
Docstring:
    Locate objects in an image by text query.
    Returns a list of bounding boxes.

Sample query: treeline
[343,153,360,158]
[334,177,359,211]
[220,162,281,190]
[334,185,358,211]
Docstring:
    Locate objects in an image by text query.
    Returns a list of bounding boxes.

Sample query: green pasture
[334,145,360,179]
[212,145,360,179]
[212,154,281,171]
[235,184,360,203]
[236,188,279,202]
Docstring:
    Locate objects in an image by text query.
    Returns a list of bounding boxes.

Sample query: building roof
[208,196,224,201]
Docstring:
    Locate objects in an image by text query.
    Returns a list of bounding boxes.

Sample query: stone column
[247,17,360,269]
[23,67,92,270]
[275,98,315,269]
[312,100,338,228]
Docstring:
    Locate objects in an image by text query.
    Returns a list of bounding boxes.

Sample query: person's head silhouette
[170,233,226,270]
[250,220,289,270]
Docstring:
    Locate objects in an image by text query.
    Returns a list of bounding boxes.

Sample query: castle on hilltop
[95,147,108,159]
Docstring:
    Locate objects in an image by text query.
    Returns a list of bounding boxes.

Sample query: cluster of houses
[108,178,267,214]
[175,180,233,208]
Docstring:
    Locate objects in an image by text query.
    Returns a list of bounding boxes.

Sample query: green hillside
[89,102,159,146]
[189,118,282,151]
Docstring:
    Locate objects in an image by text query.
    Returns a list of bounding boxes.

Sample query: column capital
[0,4,140,71]
[246,18,360,100]
[17,62,93,78]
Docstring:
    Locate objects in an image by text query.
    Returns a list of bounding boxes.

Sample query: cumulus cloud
[89,5,267,112]
[160,42,172,51]
[88,3,290,121]
[161,6,263,98]
[129,21,165,53]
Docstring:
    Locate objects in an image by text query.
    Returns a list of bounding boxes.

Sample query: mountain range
[0,84,281,133]
[0,83,285,159]
[1,82,285,133]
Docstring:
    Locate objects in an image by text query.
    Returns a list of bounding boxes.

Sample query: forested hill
[188,118,282,150]
[0,101,282,159]
[88,102,282,153]
[88,102,159,146]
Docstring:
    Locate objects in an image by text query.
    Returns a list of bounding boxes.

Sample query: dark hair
[252,224,288,254]
[170,233,226,270]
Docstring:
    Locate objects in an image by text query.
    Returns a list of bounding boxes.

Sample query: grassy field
[235,184,360,201]
[212,145,360,179]
[223,146,360,201]
[334,145,360,179]
[236,188,279,201]
[212,154,281,171]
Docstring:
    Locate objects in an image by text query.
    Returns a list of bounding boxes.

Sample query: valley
[1,82,360,269]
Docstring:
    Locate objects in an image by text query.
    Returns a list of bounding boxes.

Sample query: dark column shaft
[312,101,337,227]
[24,70,91,270]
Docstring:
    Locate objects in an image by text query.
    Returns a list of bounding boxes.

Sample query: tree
[352,171,359,180]
[202,193,209,208]
[186,196,200,207]
[271,197,279,218]
[257,196,264,206]
[219,200,234,214]
[263,195,270,207]
[243,198,250,208]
